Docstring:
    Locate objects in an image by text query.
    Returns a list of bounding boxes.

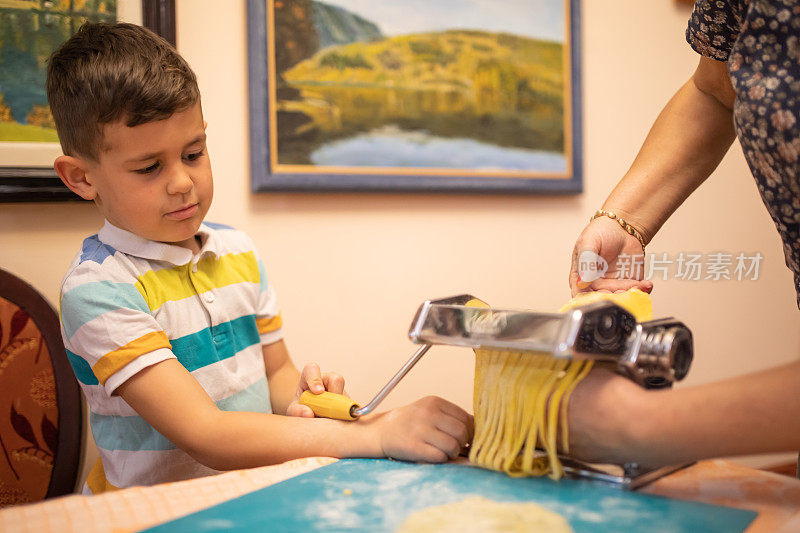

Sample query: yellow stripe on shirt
[191,251,260,295]
[86,458,119,494]
[134,251,260,311]
[134,266,196,311]
[92,331,172,385]
[256,313,283,334]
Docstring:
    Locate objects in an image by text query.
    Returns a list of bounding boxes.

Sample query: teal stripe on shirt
[65,348,100,385]
[61,281,149,339]
[91,377,271,452]
[64,315,260,387]
[257,259,268,292]
[171,314,261,372]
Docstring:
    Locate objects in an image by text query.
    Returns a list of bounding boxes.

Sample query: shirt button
[204,292,215,303]
[192,264,198,273]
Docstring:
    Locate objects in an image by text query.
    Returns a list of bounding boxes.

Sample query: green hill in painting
[287,30,562,100]
[276,30,565,165]
[311,0,383,49]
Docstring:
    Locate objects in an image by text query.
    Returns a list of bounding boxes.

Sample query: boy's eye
[184,150,204,162]
[135,162,160,174]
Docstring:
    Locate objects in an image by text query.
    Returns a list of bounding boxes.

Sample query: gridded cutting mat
[142,458,757,532]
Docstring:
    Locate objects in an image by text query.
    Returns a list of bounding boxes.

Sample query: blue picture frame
[247,0,582,194]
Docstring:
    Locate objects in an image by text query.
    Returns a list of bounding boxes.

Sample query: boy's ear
[54,155,97,200]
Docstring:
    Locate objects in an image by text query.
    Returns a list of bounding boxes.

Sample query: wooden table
[1,457,799,532]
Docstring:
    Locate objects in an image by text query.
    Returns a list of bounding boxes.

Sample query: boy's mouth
[165,203,199,220]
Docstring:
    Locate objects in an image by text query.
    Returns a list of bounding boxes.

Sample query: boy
[49,22,471,493]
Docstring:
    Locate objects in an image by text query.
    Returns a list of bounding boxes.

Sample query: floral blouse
[686,0,800,307]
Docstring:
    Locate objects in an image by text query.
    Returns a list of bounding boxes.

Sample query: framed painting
[247,0,582,193]
[0,0,175,203]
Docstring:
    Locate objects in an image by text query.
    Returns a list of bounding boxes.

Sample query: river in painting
[309,125,566,172]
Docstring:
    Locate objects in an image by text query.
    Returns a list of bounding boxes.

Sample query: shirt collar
[97,220,222,266]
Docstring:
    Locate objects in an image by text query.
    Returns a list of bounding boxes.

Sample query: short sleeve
[685,0,745,61]
[60,270,176,395]
[252,251,284,346]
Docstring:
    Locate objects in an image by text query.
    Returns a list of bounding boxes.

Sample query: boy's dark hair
[46,22,199,160]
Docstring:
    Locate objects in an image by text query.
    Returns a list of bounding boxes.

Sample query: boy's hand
[375,396,474,463]
[286,362,346,418]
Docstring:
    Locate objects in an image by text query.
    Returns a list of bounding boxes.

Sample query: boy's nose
[166,166,194,195]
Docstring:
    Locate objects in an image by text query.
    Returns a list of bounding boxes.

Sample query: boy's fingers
[301,362,324,393]
[465,413,475,442]
[433,398,471,426]
[286,402,315,418]
[434,413,470,446]
[424,430,462,461]
[412,444,449,464]
[322,372,346,394]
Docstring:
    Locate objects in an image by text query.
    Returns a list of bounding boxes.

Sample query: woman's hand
[569,216,653,296]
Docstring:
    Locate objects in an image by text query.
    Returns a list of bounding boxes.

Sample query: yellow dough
[395,496,572,533]
[469,289,652,479]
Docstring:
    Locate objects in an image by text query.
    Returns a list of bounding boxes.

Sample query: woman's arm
[567,362,800,468]
[602,56,737,244]
[569,57,737,294]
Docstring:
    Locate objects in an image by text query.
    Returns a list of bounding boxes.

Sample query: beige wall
[1,0,798,488]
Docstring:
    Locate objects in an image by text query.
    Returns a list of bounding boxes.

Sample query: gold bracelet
[590,210,647,252]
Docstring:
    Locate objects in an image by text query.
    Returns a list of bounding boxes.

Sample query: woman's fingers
[583,278,653,293]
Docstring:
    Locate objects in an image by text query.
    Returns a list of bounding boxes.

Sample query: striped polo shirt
[59,221,283,493]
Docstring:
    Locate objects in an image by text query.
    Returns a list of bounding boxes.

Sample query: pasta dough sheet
[395,496,573,533]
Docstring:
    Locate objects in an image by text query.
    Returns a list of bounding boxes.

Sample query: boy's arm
[261,340,301,415]
[117,358,471,470]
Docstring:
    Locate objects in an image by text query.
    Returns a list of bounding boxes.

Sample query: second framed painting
[0,0,176,202]
[247,0,582,193]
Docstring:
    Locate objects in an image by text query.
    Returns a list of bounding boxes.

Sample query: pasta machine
[300,292,695,489]
[408,293,693,390]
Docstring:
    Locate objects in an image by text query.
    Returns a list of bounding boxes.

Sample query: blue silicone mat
[142,459,757,532]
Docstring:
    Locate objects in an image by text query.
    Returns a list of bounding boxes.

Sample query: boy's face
[84,102,212,250]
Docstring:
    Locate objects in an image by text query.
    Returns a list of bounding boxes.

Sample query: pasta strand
[468,289,653,479]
